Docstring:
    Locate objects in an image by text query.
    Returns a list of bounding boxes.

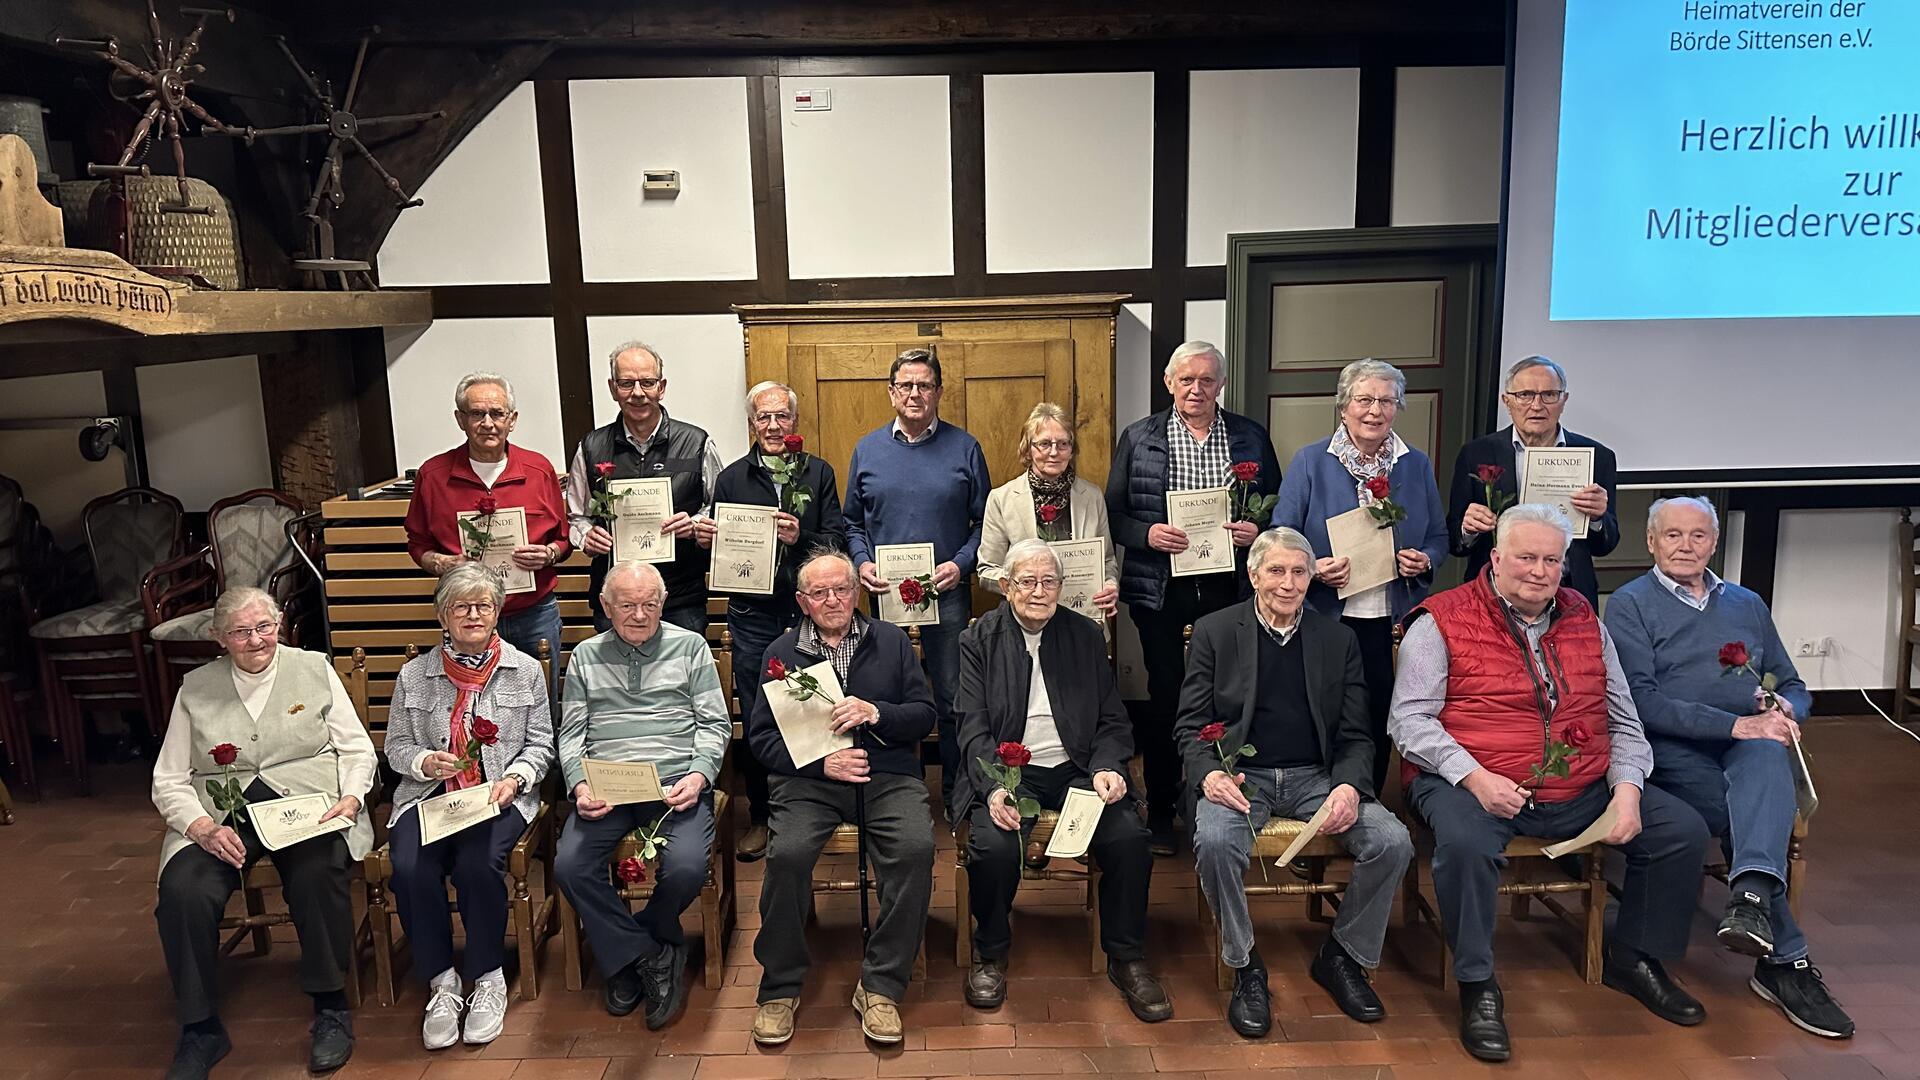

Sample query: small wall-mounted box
[792,87,832,112]
[642,169,680,198]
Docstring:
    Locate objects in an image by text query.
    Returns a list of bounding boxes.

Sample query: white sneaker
[463,976,508,1045]
[422,982,463,1050]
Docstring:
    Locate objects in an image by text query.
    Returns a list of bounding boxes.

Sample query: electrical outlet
[1792,637,1833,658]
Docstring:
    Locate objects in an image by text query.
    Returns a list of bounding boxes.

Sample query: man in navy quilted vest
[1389,503,1709,1063]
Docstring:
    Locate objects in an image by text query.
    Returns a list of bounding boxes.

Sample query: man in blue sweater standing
[1605,496,1852,1041]
[844,348,992,812]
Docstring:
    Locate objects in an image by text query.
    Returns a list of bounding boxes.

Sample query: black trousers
[964,763,1152,964]
[728,598,798,824]
[1341,615,1396,792]
[388,799,528,984]
[1131,574,1240,821]
[155,780,352,1026]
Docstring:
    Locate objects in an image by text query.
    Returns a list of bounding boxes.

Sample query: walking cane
[853,729,873,942]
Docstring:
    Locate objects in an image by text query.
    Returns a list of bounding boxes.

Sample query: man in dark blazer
[952,539,1167,1022]
[1177,527,1413,1039]
[1446,355,1619,606]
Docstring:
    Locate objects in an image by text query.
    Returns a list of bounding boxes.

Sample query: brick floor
[2,716,1915,1077]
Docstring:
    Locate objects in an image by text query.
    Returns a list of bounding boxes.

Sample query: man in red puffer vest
[1390,504,1709,1064]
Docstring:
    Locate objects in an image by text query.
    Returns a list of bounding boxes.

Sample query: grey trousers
[755,773,934,1003]
[1193,765,1412,969]
[555,790,715,976]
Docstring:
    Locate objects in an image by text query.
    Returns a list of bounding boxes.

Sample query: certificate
[249,792,352,852]
[418,785,501,845]
[1791,737,1819,819]
[609,477,675,564]
[456,505,534,595]
[582,757,665,806]
[1043,786,1106,859]
[1167,487,1233,577]
[1540,804,1620,859]
[1273,800,1334,868]
[874,542,939,627]
[1325,506,1396,599]
[709,502,778,596]
[1049,538,1105,622]
[765,659,853,768]
[1520,446,1595,540]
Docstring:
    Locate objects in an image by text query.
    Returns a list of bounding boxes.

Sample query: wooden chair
[557,789,739,992]
[953,813,1103,973]
[1895,508,1920,727]
[361,641,564,1005]
[1704,815,1809,918]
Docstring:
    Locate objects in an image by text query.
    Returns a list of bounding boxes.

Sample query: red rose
[1198,722,1227,744]
[470,715,499,747]
[1718,641,1749,668]
[209,743,239,767]
[897,578,925,606]
[615,857,647,885]
[996,741,1032,768]
[1231,461,1260,483]
[765,657,788,681]
[1365,476,1391,500]
[475,492,498,516]
[783,434,805,454]
[1474,464,1505,486]
[1563,720,1594,749]
[593,461,616,478]
[1037,503,1060,525]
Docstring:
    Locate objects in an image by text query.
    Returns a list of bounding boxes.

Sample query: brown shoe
[966,959,1007,1009]
[1108,958,1174,1022]
[737,823,770,862]
[852,983,904,1044]
[751,997,797,1045]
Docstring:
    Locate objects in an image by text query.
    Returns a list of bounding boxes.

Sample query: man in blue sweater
[843,348,992,812]
[1605,496,1852,1041]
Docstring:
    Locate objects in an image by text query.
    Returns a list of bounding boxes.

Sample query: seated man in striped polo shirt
[554,561,730,1030]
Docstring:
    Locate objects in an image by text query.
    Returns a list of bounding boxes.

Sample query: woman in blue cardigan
[1271,359,1448,788]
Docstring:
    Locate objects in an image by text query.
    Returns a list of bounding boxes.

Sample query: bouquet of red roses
[764,434,814,518]
[1229,461,1277,523]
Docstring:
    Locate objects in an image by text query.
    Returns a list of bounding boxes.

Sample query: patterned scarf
[1330,424,1399,505]
[1026,467,1074,537]
[440,634,502,790]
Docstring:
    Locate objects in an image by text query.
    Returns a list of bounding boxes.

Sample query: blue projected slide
[1550,0,1920,321]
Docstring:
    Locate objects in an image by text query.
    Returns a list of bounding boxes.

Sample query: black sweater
[710,451,846,613]
[747,617,936,781]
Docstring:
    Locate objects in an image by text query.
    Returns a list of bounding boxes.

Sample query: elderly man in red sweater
[1389,503,1709,1064]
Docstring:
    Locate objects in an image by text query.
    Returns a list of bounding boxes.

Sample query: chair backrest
[1900,508,1918,632]
[85,486,184,602]
[209,489,302,592]
[0,474,24,584]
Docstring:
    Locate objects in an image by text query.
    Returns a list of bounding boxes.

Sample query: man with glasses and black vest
[565,341,725,636]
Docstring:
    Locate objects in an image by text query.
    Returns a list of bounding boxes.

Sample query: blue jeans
[1192,766,1412,969]
[917,588,968,810]
[1652,735,1806,962]
[498,593,562,698]
[728,599,798,823]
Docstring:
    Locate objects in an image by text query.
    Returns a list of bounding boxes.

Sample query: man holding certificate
[746,552,936,1048]
[952,540,1163,1020]
[1446,355,1619,607]
[1177,529,1411,1038]
[1605,497,1852,1040]
[554,562,729,1030]
[564,341,725,635]
[703,380,847,861]
[1390,504,1710,1063]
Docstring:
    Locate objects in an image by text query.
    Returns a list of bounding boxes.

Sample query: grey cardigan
[384,642,555,826]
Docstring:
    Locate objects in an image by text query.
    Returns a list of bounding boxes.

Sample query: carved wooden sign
[0,245,187,332]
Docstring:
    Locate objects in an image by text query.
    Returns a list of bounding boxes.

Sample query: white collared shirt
[1254,605,1301,646]
[891,416,939,445]
[1651,564,1725,612]
[1511,425,1567,493]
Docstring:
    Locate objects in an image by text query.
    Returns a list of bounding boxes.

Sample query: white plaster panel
[586,315,751,465]
[984,72,1154,273]
[1772,509,1903,692]
[1391,66,1505,226]
[385,319,566,474]
[1115,303,1152,443]
[136,356,273,511]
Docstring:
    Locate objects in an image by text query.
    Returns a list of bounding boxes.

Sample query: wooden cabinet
[735,294,1126,492]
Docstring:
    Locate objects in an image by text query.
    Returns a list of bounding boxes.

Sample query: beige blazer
[977,473,1120,596]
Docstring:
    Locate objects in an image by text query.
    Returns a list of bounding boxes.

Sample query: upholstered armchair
[28,486,183,793]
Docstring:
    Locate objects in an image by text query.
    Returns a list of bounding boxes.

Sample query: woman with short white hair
[977,403,1119,622]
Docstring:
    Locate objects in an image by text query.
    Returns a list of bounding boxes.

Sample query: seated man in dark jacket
[953,539,1166,1021]
[1178,527,1412,1039]
[746,551,935,1050]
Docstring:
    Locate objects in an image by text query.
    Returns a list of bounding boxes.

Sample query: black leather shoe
[603,960,644,1017]
[642,942,690,1030]
[1310,937,1385,1023]
[165,1026,231,1080]
[966,958,1008,1009]
[1226,953,1271,1038]
[307,1009,354,1073]
[1459,982,1510,1063]
[1107,958,1173,1022]
[1603,951,1706,1026]
[1718,889,1775,958]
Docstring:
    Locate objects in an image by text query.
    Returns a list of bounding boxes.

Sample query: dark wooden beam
[745,76,791,303]
[1148,67,1190,414]
[0,0,291,101]
[100,365,145,487]
[532,79,594,451]
[1354,65,1397,228]
[950,73,987,295]
[255,327,396,507]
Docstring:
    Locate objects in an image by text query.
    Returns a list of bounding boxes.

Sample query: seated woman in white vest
[384,563,555,1051]
[151,586,377,1080]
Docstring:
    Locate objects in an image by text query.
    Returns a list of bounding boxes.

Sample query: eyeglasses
[1348,395,1401,412]
[751,411,795,427]
[1504,390,1568,405]
[449,601,497,617]
[610,600,663,616]
[613,378,664,393]
[1172,375,1220,390]
[462,408,511,424]
[1010,575,1061,593]
[1030,439,1072,454]
[889,381,938,396]
[223,621,278,642]
[800,585,856,602]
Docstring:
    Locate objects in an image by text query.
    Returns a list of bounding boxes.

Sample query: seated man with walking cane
[746,550,937,1048]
